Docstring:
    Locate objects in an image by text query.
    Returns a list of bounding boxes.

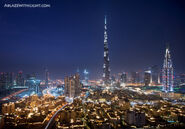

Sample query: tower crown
[104,15,107,24]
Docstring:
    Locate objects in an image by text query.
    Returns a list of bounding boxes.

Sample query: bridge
[45,103,70,129]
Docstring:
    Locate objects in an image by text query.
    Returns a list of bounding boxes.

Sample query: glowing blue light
[84,69,89,74]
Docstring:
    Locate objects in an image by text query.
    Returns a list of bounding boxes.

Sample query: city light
[0,1,185,129]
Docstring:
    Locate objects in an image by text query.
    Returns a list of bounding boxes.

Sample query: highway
[42,87,64,97]
[1,89,27,101]
[42,87,54,96]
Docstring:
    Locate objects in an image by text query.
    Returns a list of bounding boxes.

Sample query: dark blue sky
[0,0,185,79]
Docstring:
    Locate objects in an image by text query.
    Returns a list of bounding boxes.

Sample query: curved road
[45,103,70,129]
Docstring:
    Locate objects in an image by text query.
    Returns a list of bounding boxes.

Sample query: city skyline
[0,1,185,129]
[0,0,185,79]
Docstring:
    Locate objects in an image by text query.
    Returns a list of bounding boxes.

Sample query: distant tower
[0,72,13,90]
[158,74,161,84]
[16,71,24,86]
[35,80,40,95]
[144,70,151,86]
[162,45,174,92]
[77,68,80,74]
[84,69,89,85]
[45,68,49,87]
[120,72,127,83]
[131,72,140,83]
[103,15,111,86]
[151,65,159,85]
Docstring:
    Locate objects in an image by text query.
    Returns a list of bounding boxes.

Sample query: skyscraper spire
[103,15,111,86]
[162,44,174,92]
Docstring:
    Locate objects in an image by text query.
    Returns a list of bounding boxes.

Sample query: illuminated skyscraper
[83,69,89,85]
[0,72,13,90]
[150,65,159,85]
[131,72,140,83]
[25,73,40,95]
[103,16,111,86]
[144,70,151,86]
[120,72,127,83]
[162,45,174,92]
[64,73,81,98]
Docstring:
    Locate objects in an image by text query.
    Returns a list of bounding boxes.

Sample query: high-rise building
[26,73,36,80]
[64,76,70,96]
[16,71,24,86]
[103,16,111,86]
[144,70,151,86]
[0,73,6,90]
[25,73,40,94]
[64,73,81,98]
[162,45,174,92]
[179,74,185,84]
[0,72,13,90]
[175,74,185,85]
[83,69,89,85]
[45,68,49,87]
[74,73,80,96]
[136,72,140,83]
[150,65,160,85]
[131,72,140,83]
[120,72,127,83]
[111,75,116,83]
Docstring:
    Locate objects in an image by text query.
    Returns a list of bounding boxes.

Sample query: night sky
[0,0,185,79]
